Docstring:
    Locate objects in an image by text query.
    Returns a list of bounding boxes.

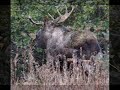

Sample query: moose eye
[36,35,38,38]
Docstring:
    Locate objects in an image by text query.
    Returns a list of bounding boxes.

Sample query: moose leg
[57,54,66,72]
[46,51,55,70]
[72,49,81,66]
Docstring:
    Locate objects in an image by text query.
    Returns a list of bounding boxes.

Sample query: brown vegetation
[11,46,109,90]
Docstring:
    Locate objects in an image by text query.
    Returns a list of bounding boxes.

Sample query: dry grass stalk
[11,47,109,90]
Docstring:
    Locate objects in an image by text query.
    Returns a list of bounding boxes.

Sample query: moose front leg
[72,49,81,67]
[46,51,55,70]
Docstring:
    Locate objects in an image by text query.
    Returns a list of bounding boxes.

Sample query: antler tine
[48,13,54,20]
[65,5,68,13]
[70,5,75,14]
[28,15,43,25]
[56,6,62,16]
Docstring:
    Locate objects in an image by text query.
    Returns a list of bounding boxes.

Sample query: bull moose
[28,5,101,70]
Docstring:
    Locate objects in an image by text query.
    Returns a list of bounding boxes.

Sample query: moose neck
[45,26,54,33]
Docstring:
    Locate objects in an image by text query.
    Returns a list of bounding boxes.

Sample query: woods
[11,1,109,48]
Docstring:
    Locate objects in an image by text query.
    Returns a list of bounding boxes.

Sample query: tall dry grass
[11,46,109,90]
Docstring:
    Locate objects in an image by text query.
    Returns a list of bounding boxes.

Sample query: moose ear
[43,16,49,25]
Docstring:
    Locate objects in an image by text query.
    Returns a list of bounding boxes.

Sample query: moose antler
[28,16,44,25]
[48,13,54,20]
[48,5,75,24]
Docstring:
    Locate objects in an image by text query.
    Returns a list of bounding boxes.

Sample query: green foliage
[11,0,109,48]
